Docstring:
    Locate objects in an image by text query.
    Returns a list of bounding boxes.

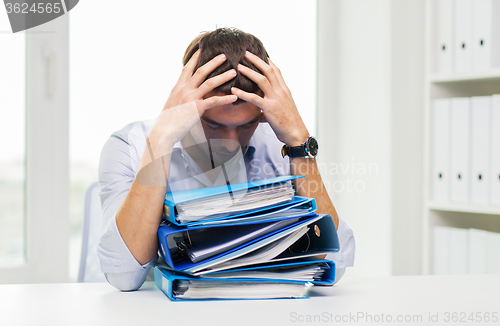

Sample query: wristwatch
[281,136,319,158]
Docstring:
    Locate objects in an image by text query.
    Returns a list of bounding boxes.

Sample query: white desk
[1,274,499,326]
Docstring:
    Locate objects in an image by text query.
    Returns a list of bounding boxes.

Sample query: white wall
[69,0,317,168]
[317,0,424,277]
[390,0,424,276]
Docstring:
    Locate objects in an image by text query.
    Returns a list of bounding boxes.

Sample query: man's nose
[221,129,240,153]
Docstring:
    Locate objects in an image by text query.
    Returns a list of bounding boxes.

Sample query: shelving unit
[429,69,500,83]
[427,202,500,216]
[423,0,500,274]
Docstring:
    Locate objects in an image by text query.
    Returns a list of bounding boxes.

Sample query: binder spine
[316,261,336,285]
[154,267,310,301]
[163,200,177,223]
[154,267,175,300]
[308,198,317,212]
[158,228,176,269]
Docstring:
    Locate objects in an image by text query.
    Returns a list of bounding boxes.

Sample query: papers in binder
[172,279,308,300]
[163,175,303,224]
[192,226,310,275]
[186,196,316,227]
[176,183,294,221]
[200,262,331,282]
[182,218,300,263]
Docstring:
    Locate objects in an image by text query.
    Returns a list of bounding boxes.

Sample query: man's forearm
[116,182,166,265]
[290,157,339,230]
[116,142,174,265]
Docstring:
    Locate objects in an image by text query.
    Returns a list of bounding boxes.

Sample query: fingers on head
[268,59,290,93]
[244,51,277,82]
[180,50,201,80]
[191,54,227,86]
[231,87,263,107]
[244,51,267,70]
[197,69,236,95]
[201,94,237,111]
[237,64,272,93]
[185,49,200,70]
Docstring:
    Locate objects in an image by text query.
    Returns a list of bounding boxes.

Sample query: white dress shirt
[97,119,355,291]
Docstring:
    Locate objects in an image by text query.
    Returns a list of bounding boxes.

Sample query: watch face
[307,137,318,157]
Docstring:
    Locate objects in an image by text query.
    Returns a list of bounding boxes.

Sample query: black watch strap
[281,142,306,158]
[281,136,318,158]
[288,145,305,158]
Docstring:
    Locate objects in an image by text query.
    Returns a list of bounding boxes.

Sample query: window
[0,10,26,266]
[0,14,69,283]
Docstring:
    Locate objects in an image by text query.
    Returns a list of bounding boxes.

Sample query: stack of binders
[154,175,339,301]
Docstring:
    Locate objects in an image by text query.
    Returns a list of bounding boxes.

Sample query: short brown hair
[183,28,269,104]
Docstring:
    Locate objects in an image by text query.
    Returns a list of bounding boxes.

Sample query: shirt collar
[173,140,249,187]
[245,136,256,158]
[176,138,256,162]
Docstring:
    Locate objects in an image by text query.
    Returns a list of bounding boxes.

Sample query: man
[97,28,355,291]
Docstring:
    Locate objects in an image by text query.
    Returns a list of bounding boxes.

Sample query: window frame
[0,16,69,283]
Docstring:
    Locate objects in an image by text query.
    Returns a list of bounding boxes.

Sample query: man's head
[183,28,269,165]
[183,27,269,103]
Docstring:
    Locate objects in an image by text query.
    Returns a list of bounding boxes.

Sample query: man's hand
[152,50,238,147]
[165,50,237,111]
[230,51,309,146]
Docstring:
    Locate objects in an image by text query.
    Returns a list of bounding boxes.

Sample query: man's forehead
[201,103,261,126]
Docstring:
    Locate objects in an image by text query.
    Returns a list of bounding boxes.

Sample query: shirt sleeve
[96,128,157,291]
[326,217,356,284]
